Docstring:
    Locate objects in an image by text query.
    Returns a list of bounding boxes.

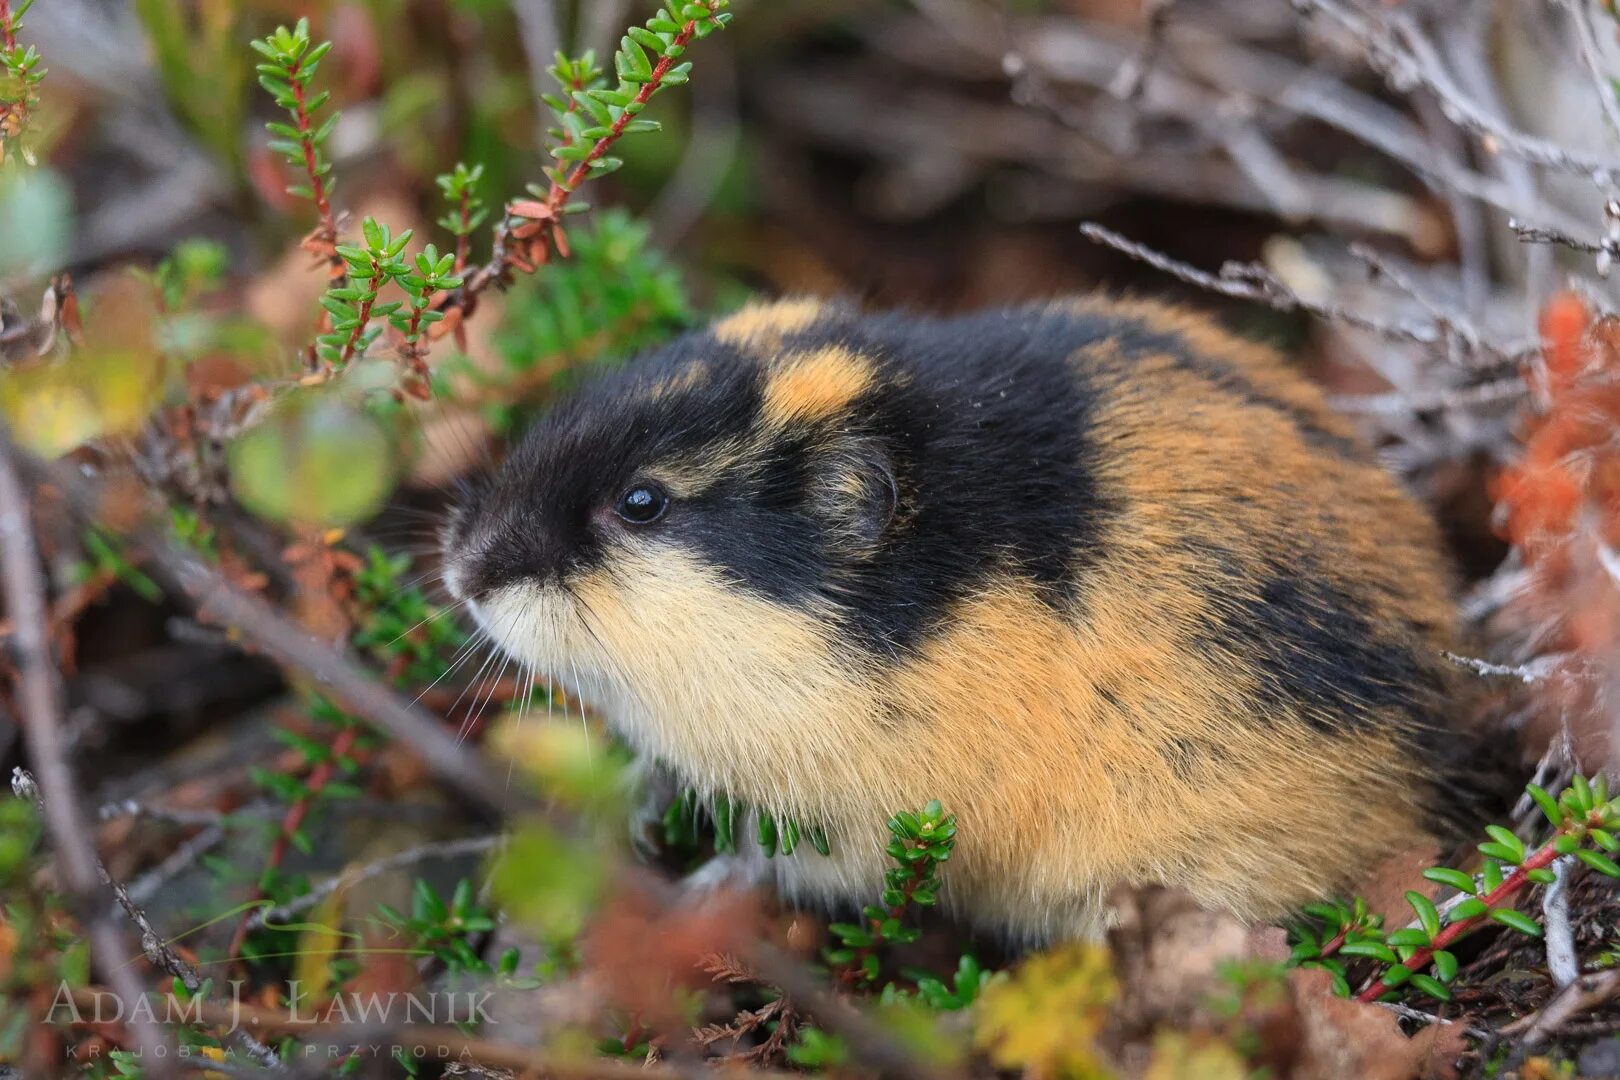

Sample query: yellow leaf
[1142,1032,1249,1080]
[197,1045,232,1080]
[973,942,1117,1079]
[292,886,349,1004]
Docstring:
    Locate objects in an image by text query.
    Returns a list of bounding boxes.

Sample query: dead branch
[1293,0,1620,183]
[0,432,175,1072]
[1500,969,1620,1046]
[246,833,502,932]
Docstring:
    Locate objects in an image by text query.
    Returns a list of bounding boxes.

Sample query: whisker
[385,596,470,650]
[406,624,489,714]
[462,645,515,745]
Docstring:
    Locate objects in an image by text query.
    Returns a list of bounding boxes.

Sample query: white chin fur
[469,582,629,723]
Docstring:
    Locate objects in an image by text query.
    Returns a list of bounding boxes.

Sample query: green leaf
[627,27,667,55]
[1303,901,1347,924]
[1527,783,1564,826]
[1484,825,1526,863]
[712,794,735,853]
[1432,950,1458,983]
[1409,974,1452,1001]
[1406,891,1441,939]
[617,37,653,81]
[1489,908,1543,938]
[1340,941,1399,964]
[1575,848,1620,877]
[1422,867,1476,893]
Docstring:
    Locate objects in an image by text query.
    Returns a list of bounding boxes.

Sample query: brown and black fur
[444,296,1471,942]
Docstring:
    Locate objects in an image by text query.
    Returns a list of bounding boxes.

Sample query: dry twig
[1501,970,1620,1046]
[0,431,174,1072]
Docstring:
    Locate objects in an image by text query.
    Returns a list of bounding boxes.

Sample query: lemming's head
[440,301,908,715]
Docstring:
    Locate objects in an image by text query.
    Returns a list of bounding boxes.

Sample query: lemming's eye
[615,483,669,525]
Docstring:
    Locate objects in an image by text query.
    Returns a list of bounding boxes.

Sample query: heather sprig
[494,1,732,275]
[375,878,503,976]
[251,19,340,260]
[0,0,44,167]
[827,800,956,987]
[387,243,462,398]
[322,217,411,369]
[435,162,488,272]
[1290,774,1620,1003]
[540,1,736,196]
[350,546,467,685]
[660,787,829,863]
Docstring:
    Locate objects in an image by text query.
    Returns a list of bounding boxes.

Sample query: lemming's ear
[809,436,898,557]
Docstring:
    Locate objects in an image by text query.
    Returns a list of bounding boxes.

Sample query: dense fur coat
[443,297,1466,942]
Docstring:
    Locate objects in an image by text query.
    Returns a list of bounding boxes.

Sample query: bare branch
[1558,0,1620,145]
[1442,651,1554,683]
[1108,0,1174,102]
[0,432,174,1072]
[14,769,284,1069]
[1328,378,1525,416]
[248,834,502,932]
[1294,0,1620,183]
[1079,222,1436,344]
[1512,218,1606,254]
[1501,969,1620,1046]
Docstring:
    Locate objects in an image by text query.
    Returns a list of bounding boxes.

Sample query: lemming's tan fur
[455,297,1461,942]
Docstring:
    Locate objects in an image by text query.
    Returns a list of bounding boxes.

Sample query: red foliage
[1490,293,1620,757]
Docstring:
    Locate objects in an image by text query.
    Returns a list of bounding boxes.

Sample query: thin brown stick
[0,431,174,1072]
[1499,969,1620,1045]
[246,834,501,932]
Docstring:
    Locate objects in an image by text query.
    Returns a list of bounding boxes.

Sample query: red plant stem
[1318,925,1351,960]
[1,1,16,50]
[1355,837,1566,1002]
[453,188,471,274]
[835,843,937,987]
[285,54,343,283]
[335,252,382,367]
[227,724,364,959]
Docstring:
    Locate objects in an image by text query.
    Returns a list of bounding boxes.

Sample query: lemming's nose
[453,515,573,596]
